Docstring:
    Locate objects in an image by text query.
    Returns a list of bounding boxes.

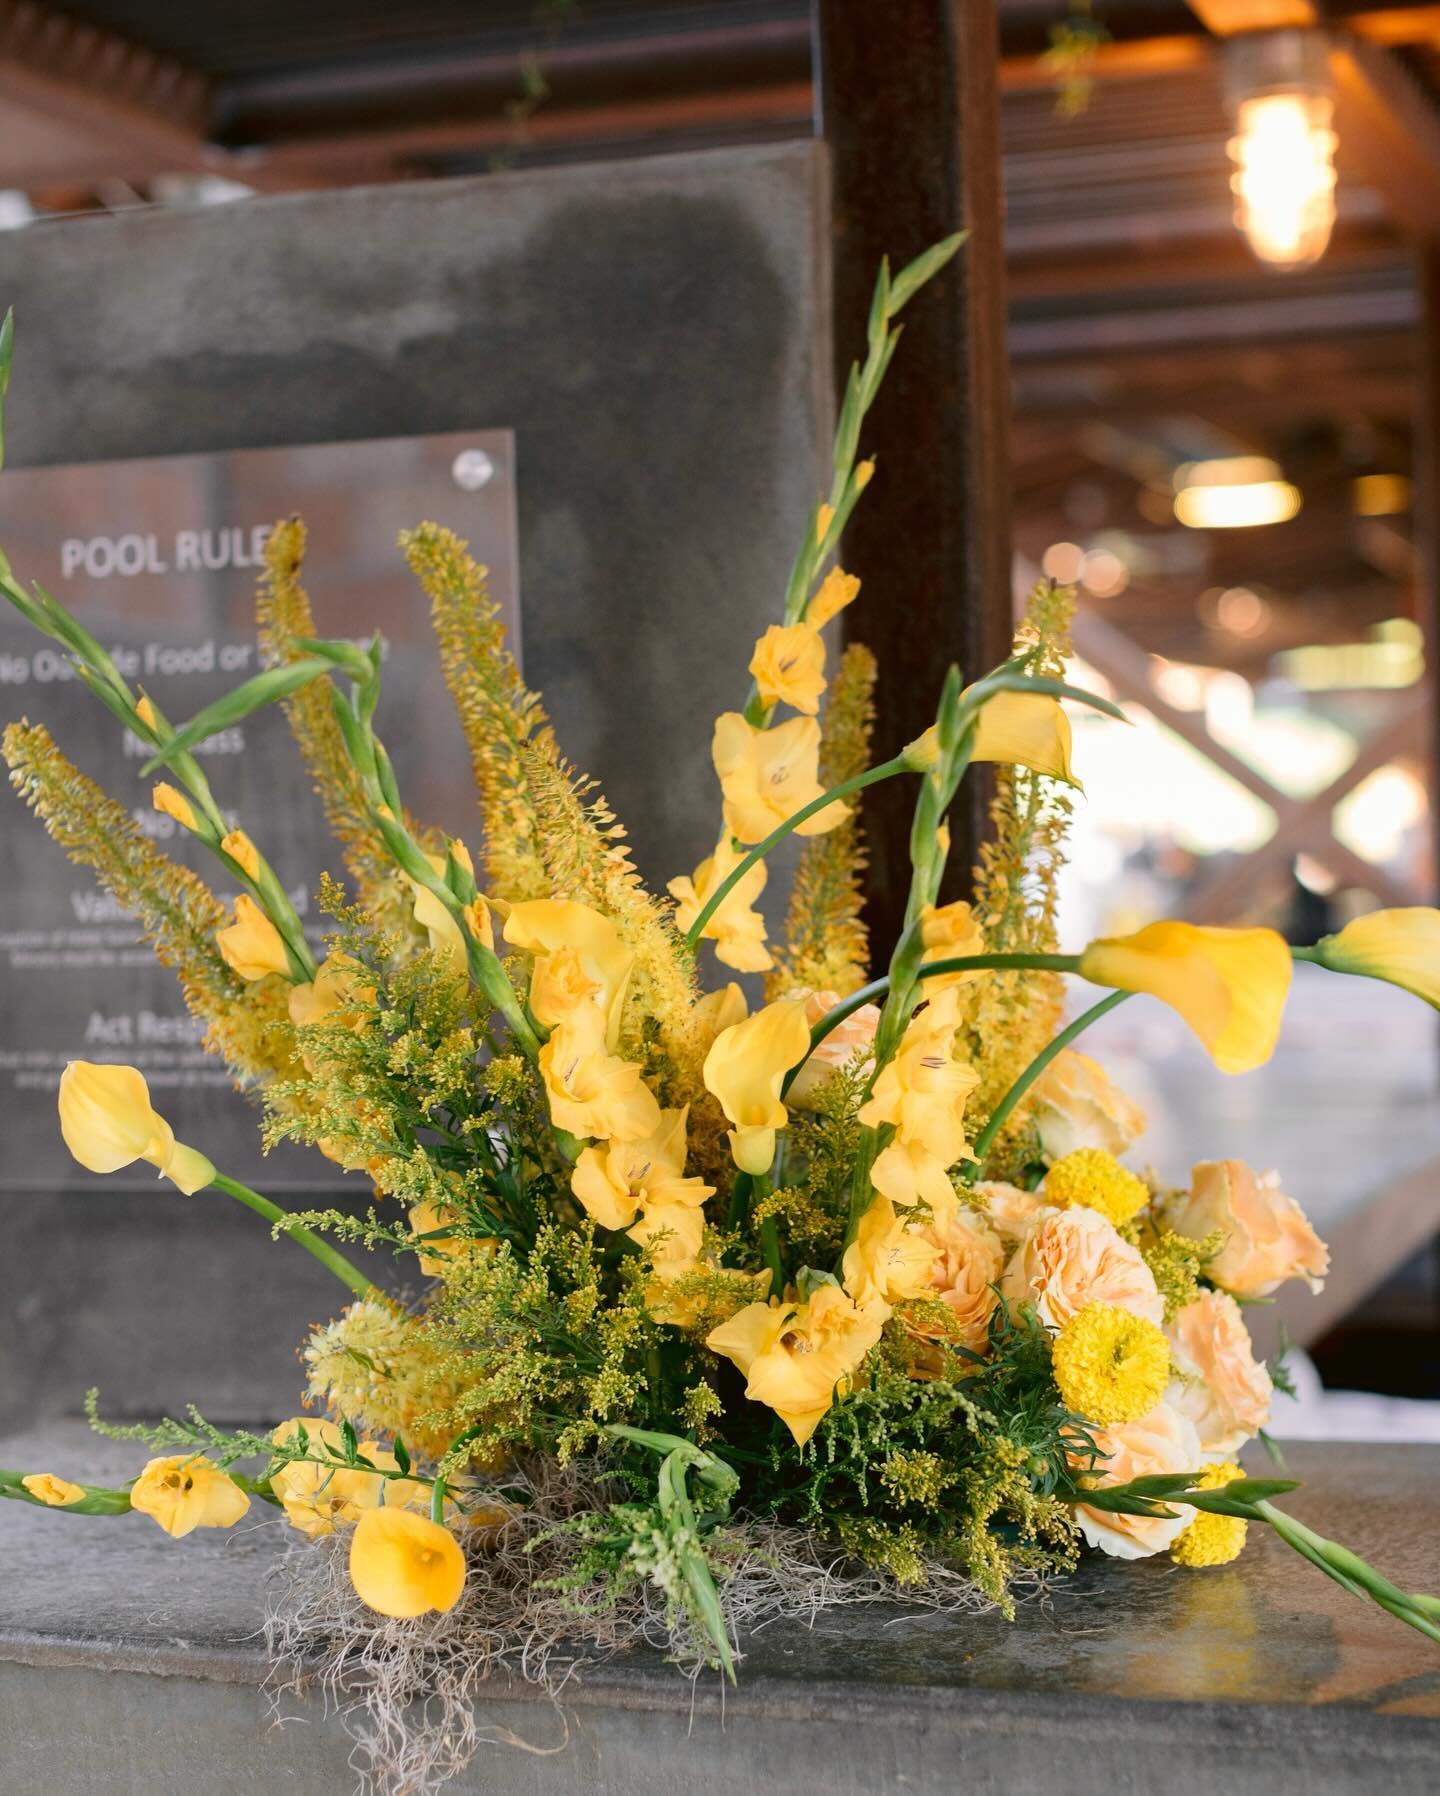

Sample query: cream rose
[1170,1160,1328,1298]
[1167,1289,1272,1455]
[1072,1401,1202,1560]
[973,1179,1053,1242]
[1001,1204,1163,1329]
[1029,1049,1145,1163]
[785,989,881,1109]
[906,1208,1006,1354]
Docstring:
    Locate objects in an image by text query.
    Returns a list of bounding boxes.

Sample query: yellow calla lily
[58,1061,215,1195]
[348,1506,466,1618]
[1079,920,1292,1074]
[504,898,634,1050]
[970,688,1077,785]
[711,712,849,846]
[702,998,812,1175]
[1310,907,1440,1008]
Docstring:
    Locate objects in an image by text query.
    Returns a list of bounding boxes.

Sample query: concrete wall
[0,143,832,1426]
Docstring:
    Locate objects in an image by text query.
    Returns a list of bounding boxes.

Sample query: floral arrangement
[0,245,1436,1789]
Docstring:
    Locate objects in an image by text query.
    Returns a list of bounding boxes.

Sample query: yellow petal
[971,689,1077,786]
[702,999,811,1173]
[749,623,827,715]
[152,783,199,832]
[805,566,860,630]
[129,1456,250,1538]
[348,1506,466,1618]
[216,894,291,982]
[1080,921,1292,1074]
[505,899,634,1050]
[22,1473,85,1507]
[220,829,262,881]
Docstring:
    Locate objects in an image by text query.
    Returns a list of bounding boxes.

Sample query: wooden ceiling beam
[1185,1,1319,31]
[1329,37,1440,241]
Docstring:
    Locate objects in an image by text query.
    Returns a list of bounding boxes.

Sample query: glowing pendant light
[1224,31,1337,272]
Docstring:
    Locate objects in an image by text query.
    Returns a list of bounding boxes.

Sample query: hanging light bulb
[1224,31,1337,272]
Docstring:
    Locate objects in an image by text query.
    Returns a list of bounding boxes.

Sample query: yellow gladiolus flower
[749,623,827,715]
[22,1473,85,1507]
[711,713,848,846]
[407,1199,497,1278]
[152,783,199,832]
[668,836,771,974]
[505,898,634,1050]
[857,989,980,1169]
[971,688,1077,785]
[869,1137,961,1216]
[702,998,811,1175]
[539,1009,662,1142]
[571,1107,712,1232]
[842,1194,941,1308]
[805,565,860,630]
[1079,920,1292,1075]
[1311,907,1440,1008]
[216,894,291,982]
[707,1285,888,1446]
[288,952,374,1030]
[919,899,985,991]
[409,844,477,974]
[220,828,262,882]
[58,1060,215,1195]
[348,1506,466,1618]
[129,1455,250,1538]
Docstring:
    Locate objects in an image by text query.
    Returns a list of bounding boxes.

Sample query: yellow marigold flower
[1079,920,1292,1074]
[919,899,985,991]
[1052,1302,1171,1425]
[1170,1461,1248,1568]
[857,987,979,1169]
[539,1007,662,1142]
[220,828,262,882]
[22,1473,85,1507]
[702,997,811,1174]
[216,893,291,982]
[843,1194,940,1307]
[129,1455,250,1538]
[711,712,848,846]
[505,898,634,1050]
[1043,1148,1150,1228]
[58,1060,215,1195]
[288,952,374,1030]
[805,565,860,630]
[1311,907,1440,1008]
[750,622,827,716]
[571,1107,712,1233]
[151,783,199,833]
[971,688,1077,785]
[348,1506,466,1618]
[707,1284,888,1446]
[668,835,771,973]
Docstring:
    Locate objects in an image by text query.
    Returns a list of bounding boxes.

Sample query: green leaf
[392,1437,411,1477]
[290,635,373,682]
[140,656,332,773]
[887,231,967,315]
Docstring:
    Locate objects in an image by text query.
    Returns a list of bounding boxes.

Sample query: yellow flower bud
[815,503,835,545]
[805,566,861,630]
[854,457,875,491]
[22,1473,85,1507]
[1311,907,1440,1008]
[129,1455,250,1538]
[900,725,939,771]
[348,1505,466,1618]
[216,894,291,982]
[152,784,199,832]
[135,693,159,733]
[220,828,262,882]
[58,1060,215,1195]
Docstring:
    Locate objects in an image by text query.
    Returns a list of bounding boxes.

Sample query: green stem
[211,1173,375,1298]
[968,990,1131,1169]
[429,1473,448,1525]
[684,756,909,951]
[782,952,1084,1097]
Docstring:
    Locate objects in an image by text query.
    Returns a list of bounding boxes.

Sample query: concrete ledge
[0,1426,1436,1794]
